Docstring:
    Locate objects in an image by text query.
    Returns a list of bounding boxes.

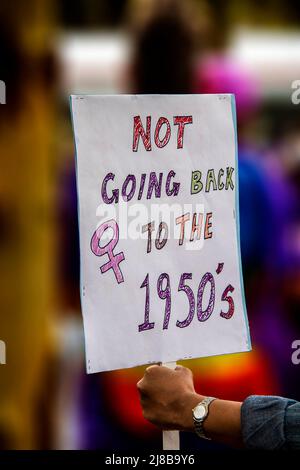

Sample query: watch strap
[193,396,217,439]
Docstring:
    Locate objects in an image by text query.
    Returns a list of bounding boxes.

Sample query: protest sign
[70,94,251,374]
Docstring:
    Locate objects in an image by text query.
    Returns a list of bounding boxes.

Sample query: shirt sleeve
[241,395,300,450]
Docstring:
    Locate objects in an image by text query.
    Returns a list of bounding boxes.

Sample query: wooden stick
[162,361,180,450]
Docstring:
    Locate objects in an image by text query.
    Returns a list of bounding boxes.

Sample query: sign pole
[162,362,180,450]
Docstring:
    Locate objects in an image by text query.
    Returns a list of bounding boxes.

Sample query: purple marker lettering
[197,272,215,322]
[157,273,171,329]
[90,219,125,284]
[139,274,155,331]
[101,173,118,204]
[176,273,195,328]
[220,284,235,319]
[147,172,163,199]
[166,170,180,196]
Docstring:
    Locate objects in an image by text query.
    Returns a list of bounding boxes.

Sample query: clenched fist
[137,365,204,431]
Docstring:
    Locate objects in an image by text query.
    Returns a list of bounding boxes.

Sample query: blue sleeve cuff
[241,395,299,450]
[285,401,300,450]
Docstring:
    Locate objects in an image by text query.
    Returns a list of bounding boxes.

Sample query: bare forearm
[180,393,243,447]
[137,365,243,448]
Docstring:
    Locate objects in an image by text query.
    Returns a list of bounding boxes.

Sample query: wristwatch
[192,397,217,439]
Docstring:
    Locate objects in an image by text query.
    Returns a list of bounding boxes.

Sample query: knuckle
[145,365,158,375]
[178,365,191,374]
[176,365,193,379]
[137,379,144,392]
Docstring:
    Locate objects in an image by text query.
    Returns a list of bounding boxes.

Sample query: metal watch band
[193,396,217,440]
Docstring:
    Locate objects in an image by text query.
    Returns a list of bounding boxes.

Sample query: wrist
[178,392,206,432]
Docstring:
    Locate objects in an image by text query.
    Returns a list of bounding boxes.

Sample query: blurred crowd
[0,0,300,450]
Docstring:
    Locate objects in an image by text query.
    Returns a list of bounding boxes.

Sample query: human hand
[137,365,204,430]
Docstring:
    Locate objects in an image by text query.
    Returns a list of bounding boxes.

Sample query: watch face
[194,404,206,420]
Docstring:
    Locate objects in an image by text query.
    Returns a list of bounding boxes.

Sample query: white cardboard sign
[70,94,251,373]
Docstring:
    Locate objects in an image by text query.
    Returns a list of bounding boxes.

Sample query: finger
[137,378,145,393]
[137,390,148,407]
[175,365,193,377]
[145,364,160,373]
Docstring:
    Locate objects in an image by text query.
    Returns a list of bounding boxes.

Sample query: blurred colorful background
[0,0,300,450]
